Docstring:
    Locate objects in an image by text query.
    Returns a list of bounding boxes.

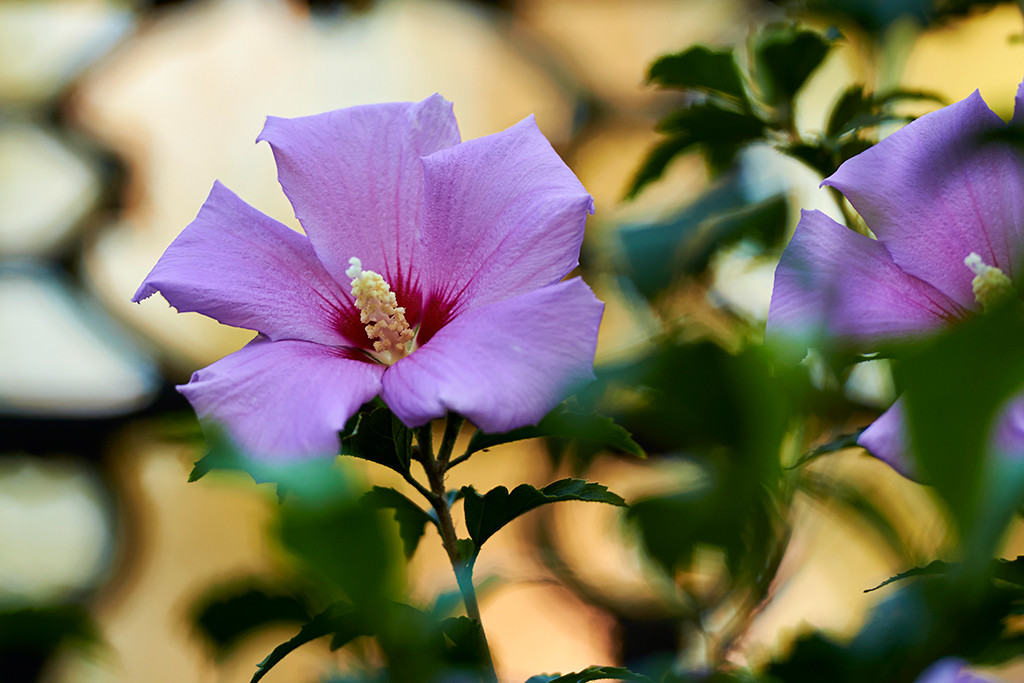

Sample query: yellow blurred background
[2,0,1023,681]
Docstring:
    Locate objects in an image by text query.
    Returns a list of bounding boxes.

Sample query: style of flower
[767,79,1024,475]
[134,95,603,459]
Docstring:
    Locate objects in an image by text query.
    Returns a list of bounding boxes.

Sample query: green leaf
[647,45,747,103]
[461,479,627,548]
[251,602,369,683]
[789,430,865,469]
[624,134,694,200]
[439,616,489,668]
[864,559,954,593]
[361,486,437,558]
[340,407,412,477]
[526,665,654,683]
[192,582,310,655]
[620,181,788,299]
[464,405,644,460]
[896,304,1024,569]
[187,426,348,502]
[753,25,832,107]
[278,488,403,605]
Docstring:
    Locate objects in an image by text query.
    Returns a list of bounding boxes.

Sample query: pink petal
[179,337,384,460]
[824,89,1024,308]
[858,398,915,478]
[133,182,358,346]
[257,94,460,293]
[767,210,967,348]
[380,278,603,432]
[418,116,594,318]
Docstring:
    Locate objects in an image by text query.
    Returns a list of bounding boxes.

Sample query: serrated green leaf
[340,407,412,477]
[251,602,369,683]
[361,486,436,558]
[464,405,643,460]
[192,582,310,655]
[461,479,626,549]
[864,559,954,593]
[526,665,654,683]
[647,45,747,103]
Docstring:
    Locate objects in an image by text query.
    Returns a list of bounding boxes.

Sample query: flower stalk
[416,419,498,683]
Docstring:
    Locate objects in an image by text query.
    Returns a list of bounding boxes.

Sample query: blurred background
[2,0,1024,681]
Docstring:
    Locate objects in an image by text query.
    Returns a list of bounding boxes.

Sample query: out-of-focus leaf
[439,616,489,668]
[525,665,654,683]
[799,470,910,562]
[620,178,788,299]
[602,342,790,579]
[0,604,98,682]
[627,102,766,198]
[624,135,694,201]
[464,405,644,460]
[361,486,436,559]
[340,407,413,477]
[278,485,403,605]
[187,426,344,502]
[897,304,1024,569]
[647,45,748,103]
[192,583,310,655]
[461,479,626,549]
[251,602,369,683]
[752,25,833,109]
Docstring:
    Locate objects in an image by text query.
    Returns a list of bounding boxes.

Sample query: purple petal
[133,182,357,346]
[380,278,603,432]
[915,658,998,683]
[1013,78,1024,125]
[824,89,1024,308]
[767,210,966,348]
[991,394,1024,456]
[179,337,384,460]
[418,116,594,317]
[858,398,916,478]
[257,94,460,289]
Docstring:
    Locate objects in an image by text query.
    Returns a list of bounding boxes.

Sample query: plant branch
[418,423,498,682]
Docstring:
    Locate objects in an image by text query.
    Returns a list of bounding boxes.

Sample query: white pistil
[964,252,1013,310]
[346,257,415,364]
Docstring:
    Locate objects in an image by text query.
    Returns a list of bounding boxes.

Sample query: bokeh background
[3,0,1024,681]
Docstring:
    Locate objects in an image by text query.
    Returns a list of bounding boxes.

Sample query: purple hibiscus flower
[915,658,1000,683]
[767,79,1024,476]
[134,95,604,459]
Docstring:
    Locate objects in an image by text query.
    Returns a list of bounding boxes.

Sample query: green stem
[416,422,498,682]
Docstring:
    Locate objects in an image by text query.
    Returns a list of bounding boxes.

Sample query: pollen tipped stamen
[964,252,1013,311]
[346,257,416,364]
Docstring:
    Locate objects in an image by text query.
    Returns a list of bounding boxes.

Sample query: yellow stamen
[964,252,1013,311]
[346,257,415,364]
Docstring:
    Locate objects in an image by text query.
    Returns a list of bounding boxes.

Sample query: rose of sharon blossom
[915,658,1000,683]
[767,79,1024,475]
[134,95,603,459]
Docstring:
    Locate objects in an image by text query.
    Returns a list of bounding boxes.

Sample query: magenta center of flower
[346,257,417,365]
[964,252,1013,311]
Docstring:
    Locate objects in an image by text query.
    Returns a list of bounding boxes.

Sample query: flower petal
[133,182,358,346]
[179,337,384,460]
[824,88,1024,307]
[915,658,995,683]
[767,210,966,348]
[418,115,594,317]
[257,94,460,290]
[858,398,915,478]
[380,278,603,432]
